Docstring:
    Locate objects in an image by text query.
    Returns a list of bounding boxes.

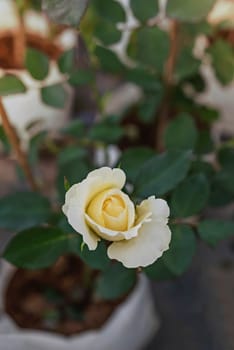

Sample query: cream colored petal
[66,204,100,250]
[138,196,170,224]
[62,167,127,249]
[87,167,126,190]
[107,222,171,268]
[85,211,151,242]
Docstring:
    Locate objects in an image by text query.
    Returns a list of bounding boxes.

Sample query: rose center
[103,195,125,217]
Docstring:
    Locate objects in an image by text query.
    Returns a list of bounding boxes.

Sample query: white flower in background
[63,167,171,268]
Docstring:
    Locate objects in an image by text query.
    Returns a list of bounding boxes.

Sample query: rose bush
[63,167,171,268]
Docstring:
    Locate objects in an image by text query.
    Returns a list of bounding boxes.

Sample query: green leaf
[130,0,159,22]
[42,0,89,26]
[95,19,122,45]
[62,119,86,138]
[58,49,75,74]
[218,146,234,172]
[134,151,191,197]
[80,241,110,271]
[25,48,49,80]
[0,125,10,153]
[57,147,90,200]
[138,93,163,123]
[144,257,175,280]
[163,225,197,275]
[41,84,67,108]
[89,122,124,144]
[208,39,234,85]
[166,0,216,22]
[0,75,26,96]
[92,0,126,22]
[3,227,79,269]
[58,146,88,165]
[195,130,214,155]
[119,147,155,183]
[128,27,169,72]
[0,192,51,231]
[126,68,162,92]
[175,47,200,81]
[94,46,125,74]
[28,131,47,166]
[69,69,94,86]
[171,174,210,217]
[96,263,136,300]
[164,113,198,151]
[198,220,234,246]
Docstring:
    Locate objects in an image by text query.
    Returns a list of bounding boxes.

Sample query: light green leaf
[166,0,216,22]
[0,75,26,96]
[208,39,234,85]
[25,48,49,80]
[41,84,67,108]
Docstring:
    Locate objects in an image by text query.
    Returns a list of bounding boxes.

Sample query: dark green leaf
[25,48,49,80]
[164,113,198,151]
[95,19,121,45]
[0,75,26,96]
[80,241,110,271]
[128,27,169,72]
[195,130,214,155]
[0,192,51,231]
[89,122,124,143]
[62,119,86,138]
[198,220,234,246]
[92,0,126,22]
[120,147,155,183]
[163,225,197,275]
[171,174,210,217]
[134,151,191,197]
[41,84,67,108]
[94,46,125,74]
[96,263,136,300]
[144,257,175,280]
[130,0,159,22]
[3,226,79,269]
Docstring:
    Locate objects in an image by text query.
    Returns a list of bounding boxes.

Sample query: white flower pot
[0,262,160,350]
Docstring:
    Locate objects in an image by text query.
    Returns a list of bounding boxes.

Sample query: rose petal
[138,196,170,224]
[107,222,171,268]
[62,167,126,249]
[85,211,151,242]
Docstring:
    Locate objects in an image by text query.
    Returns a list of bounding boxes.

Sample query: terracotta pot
[0,262,160,350]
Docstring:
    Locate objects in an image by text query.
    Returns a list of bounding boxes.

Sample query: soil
[5,255,123,336]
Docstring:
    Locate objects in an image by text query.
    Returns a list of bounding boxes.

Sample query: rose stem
[0,98,39,191]
[14,3,26,69]
[155,20,180,152]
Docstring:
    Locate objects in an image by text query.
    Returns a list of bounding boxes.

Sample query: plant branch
[155,20,180,151]
[0,98,38,191]
[14,7,26,68]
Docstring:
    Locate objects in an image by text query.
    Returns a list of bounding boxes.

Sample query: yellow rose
[62,167,171,268]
